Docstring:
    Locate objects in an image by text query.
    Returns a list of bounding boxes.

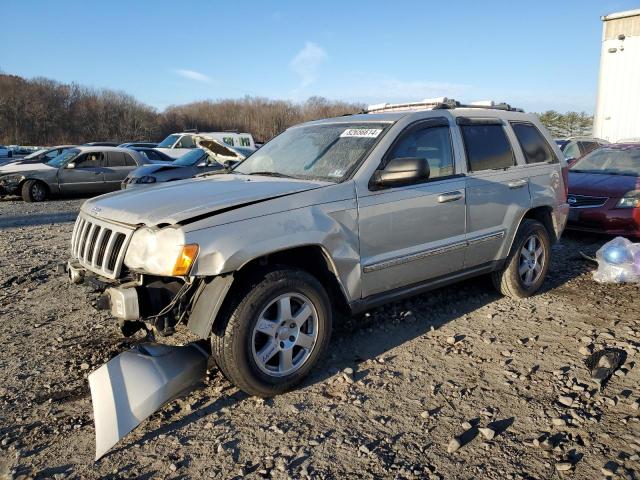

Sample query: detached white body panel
[89,342,208,460]
[594,9,640,142]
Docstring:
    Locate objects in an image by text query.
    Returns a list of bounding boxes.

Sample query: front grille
[567,194,608,208]
[71,213,134,279]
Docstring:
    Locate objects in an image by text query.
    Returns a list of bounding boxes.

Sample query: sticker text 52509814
[340,128,383,138]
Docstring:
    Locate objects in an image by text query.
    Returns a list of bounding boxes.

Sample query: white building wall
[593,11,640,142]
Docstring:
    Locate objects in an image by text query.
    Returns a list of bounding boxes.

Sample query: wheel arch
[187,244,351,339]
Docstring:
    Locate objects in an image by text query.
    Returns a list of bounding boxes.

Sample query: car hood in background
[129,164,187,177]
[568,171,640,198]
[0,162,56,175]
[82,174,329,226]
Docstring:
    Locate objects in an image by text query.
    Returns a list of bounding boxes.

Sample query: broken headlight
[124,227,198,276]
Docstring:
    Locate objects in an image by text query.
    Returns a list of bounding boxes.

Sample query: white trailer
[593,9,640,142]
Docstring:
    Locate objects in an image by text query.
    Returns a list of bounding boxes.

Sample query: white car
[155,131,256,158]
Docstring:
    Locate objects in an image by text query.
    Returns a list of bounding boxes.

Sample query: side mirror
[372,157,430,188]
[66,162,76,169]
[566,157,577,167]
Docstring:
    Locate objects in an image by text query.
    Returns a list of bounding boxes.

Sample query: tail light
[561,165,569,199]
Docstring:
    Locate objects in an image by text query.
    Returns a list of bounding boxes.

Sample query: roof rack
[365,97,524,113]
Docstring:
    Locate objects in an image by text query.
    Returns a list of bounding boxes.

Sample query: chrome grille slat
[70,212,134,279]
[91,228,107,267]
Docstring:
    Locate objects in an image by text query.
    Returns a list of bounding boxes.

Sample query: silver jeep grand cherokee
[68,99,569,397]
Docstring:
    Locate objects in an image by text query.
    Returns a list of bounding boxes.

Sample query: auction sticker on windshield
[340,128,383,138]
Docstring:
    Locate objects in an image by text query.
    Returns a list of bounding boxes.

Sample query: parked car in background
[122,140,249,189]
[83,141,120,147]
[155,131,255,158]
[567,143,640,237]
[0,145,75,166]
[9,146,34,156]
[0,146,150,202]
[555,137,609,165]
[0,145,13,159]
[118,142,158,148]
[127,147,174,163]
[67,99,568,397]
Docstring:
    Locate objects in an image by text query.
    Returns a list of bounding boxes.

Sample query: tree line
[0,74,363,145]
[0,73,594,146]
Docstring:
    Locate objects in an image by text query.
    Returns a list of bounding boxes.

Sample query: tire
[492,219,551,299]
[21,180,47,202]
[211,267,332,397]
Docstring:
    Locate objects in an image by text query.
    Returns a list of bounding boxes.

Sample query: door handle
[508,179,527,189]
[437,191,463,203]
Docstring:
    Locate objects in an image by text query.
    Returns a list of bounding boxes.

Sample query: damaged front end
[89,341,210,459]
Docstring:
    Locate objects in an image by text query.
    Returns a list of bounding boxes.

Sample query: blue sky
[1,0,638,113]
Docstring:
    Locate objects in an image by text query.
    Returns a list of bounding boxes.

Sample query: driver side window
[387,125,454,179]
[75,152,103,168]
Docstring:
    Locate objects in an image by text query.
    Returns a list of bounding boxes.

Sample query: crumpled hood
[568,171,640,198]
[82,174,328,226]
[0,162,56,175]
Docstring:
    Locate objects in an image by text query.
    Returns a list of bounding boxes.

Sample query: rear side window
[239,137,251,146]
[124,153,138,166]
[461,124,514,171]
[106,151,127,167]
[511,122,556,164]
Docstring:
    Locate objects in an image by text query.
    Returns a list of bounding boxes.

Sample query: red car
[567,143,640,237]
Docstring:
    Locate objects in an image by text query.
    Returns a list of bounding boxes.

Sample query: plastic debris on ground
[593,236,640,283]
[585,348,626,391]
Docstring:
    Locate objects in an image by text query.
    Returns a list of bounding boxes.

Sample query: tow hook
[66,262,85,284]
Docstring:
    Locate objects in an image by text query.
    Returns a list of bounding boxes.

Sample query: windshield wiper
[247,171,296,179]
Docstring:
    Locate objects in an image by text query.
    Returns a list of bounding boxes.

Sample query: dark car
[118,142,158,148]
[556,137,609,165]
[567,143,640,237]
[127,147,174,163]
[0,146,150,202]
[122,148,225,188]
[122,141,251,189]
[0,145,75,167]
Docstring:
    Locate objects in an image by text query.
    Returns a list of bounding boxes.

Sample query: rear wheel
[211,267,332,397]
[492,219,551,298]
[21,180,47,202]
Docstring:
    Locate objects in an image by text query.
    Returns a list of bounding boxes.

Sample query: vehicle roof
[556,136,607,141]
[597,142,640,150]
[72,146,144,154]
[171,131,253,136]
[300,107,538,127]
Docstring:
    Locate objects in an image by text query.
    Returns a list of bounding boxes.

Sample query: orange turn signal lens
[172,244,199,276]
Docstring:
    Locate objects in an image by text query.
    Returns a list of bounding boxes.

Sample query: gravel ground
[1,198,640,479]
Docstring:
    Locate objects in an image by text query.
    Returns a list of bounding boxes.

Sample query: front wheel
[492,219,551,298]
[211,268,332,397]
[21,180,47,202]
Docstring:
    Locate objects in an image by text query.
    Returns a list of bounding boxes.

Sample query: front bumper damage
[65,261,233,459]
[89,341,210,459]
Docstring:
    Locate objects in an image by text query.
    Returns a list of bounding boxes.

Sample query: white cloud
[174,69,212,83]
[289,42,328,90]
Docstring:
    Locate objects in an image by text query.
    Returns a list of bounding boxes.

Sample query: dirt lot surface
[1,198,640,480]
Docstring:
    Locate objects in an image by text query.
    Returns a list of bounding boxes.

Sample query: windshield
[571,148,640,176]
[173,148,207,166]
[47,148,80,168]
[233,123,388,181]
[157,134,180,148]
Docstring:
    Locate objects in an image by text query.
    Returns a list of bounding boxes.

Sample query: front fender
[187,198,361,302]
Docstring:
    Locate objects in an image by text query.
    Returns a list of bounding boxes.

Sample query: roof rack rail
[365,98,523,113]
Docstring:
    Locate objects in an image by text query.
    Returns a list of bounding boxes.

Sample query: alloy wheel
[251,292,318,377]
[518,234,545,287]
